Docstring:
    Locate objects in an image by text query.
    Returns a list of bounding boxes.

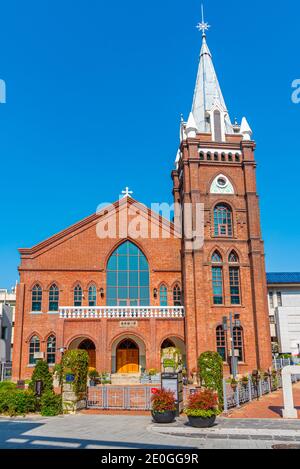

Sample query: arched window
[233,327,244,362]
[212,251,222,263]
[212,266,223,305]
[49,284,59,312]
[216,326,227,361]
[159,284,168,306]
[74,284,82,307]
[214,204,233,237]
[29,336,40,365]
[173,284,182,306]
[107,241,150,306]
[88,284,97,307]
[228,251,239,263]
[47,335,56,364]
[32,284,42,312]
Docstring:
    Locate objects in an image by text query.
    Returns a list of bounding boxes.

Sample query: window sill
[29,311,43,315]
[47,311,59,315]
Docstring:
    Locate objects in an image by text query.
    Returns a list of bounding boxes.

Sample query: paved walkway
[227,382,300,419]
[0,414,299,450]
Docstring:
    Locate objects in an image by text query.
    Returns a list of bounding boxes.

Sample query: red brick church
[12,23,272,381]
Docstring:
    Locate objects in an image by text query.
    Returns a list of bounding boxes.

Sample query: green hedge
[40,390,62,416]
[198,351,223,407]
[0,388,36,417]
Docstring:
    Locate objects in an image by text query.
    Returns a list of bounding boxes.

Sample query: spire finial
[196,4,210,37]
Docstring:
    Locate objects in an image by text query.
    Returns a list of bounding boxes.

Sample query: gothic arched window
[88,284,97,307]
[229,251,241,305]
[106,241,150,306]
[159,284,168,307]
[228,251,239,263]
[49,284,59,312]
[214,204,233,237]
[29,335,40,365]
[212,266,223,305]
[74,284,83,307]
[233,326,244,362]
[212,251,222,263]
[216,326,227,361]
[173,284,182,306]
[47,335,56,364]
[32,284,42,312]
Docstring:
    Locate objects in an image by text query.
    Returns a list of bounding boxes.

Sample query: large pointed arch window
[214,204,233,237]
[229,251,241,305]
[159,284,168,307]
[74,284,83,307]
[107,241,150,306]
[88,284,97,307]
[29,335,40,365]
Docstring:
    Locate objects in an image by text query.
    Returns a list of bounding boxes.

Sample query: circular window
[217,177,228,188]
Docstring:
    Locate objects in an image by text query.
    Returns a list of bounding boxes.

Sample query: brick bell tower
[172,17,272,374]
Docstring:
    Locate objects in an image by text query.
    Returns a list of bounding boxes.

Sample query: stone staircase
[111,373,141,385]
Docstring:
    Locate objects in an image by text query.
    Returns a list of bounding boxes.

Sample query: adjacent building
[267,273,300,356]
[0,288,16,363]
[12,23,272,381]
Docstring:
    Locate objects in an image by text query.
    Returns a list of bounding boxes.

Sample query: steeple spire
[192,7,233,138]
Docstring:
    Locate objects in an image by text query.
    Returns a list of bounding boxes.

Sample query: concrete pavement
[0,414,299,449]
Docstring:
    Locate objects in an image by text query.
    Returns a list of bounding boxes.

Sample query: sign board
[66,374,75,383]
[161,372,183,416]
[35,380,43,397]
[34,352,44,360]
[119,321,138,328]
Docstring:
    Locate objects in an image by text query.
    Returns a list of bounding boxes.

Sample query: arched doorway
[116,339,139,374]
[160,336,186,368]
[69,338,96,368]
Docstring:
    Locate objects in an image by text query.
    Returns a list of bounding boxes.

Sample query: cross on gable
[121,187,133,198]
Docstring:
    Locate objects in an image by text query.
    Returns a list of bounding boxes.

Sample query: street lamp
[222,313,241,379]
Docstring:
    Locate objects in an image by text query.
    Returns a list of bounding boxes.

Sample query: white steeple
[191,9,233,138]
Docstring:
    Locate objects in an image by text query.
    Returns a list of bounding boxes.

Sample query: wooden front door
[117,349,139,373]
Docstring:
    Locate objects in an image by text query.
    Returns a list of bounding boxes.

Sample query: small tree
[198,351,223,407]
[29,360,53,395]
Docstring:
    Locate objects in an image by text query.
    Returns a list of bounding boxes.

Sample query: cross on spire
[196,4,210,37]
[121,187,133,198]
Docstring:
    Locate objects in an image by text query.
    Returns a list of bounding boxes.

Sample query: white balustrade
[59,306,185,320]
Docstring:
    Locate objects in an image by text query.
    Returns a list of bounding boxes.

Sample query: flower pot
[188,415,216,428]
[89,380,97,387]
[151,410,176,424]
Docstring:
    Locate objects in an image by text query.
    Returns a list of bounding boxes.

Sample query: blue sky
[0,0,299,288]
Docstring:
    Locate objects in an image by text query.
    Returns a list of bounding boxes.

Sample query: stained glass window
[107,241,150,306]
[229,267,241,305]
[212,251,222,263]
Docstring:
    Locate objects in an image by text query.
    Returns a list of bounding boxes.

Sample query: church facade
[12,27,272,381]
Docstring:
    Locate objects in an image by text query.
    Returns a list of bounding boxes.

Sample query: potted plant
[241,375,249,387]
[185,389,220,428]
[151,389,176,424]
[88,368,99,387]
[229,378,238,391]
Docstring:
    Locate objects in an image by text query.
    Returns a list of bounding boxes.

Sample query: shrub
[40,391,62,416]
[0,388,36,417]
[62,350,89,396]
[88,368,99,380]
[151,389,176,413]
[185,389,220,419]
[198,351,223,407]
[0,381,16,392]
[29,360,53,395]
